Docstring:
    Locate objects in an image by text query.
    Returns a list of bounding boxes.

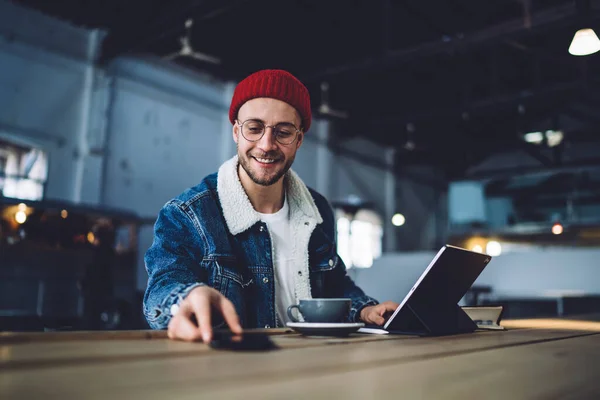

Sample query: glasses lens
[241,120,298,144]
[273,123,298,145]
[242,120,265,141]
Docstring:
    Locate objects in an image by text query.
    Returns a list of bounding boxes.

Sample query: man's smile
[252,155,281,166]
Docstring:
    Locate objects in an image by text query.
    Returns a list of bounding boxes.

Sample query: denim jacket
[143,156,379,329]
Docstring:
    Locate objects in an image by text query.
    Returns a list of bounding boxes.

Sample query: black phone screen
[209,331,278,352]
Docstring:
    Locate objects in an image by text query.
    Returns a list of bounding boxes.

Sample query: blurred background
[1,0,600,331]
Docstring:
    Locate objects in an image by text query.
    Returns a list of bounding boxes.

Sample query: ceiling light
[568,28,600,56]
[552,223,563,235]
[523,130,563,147]
[486,241,502,257]
[15,211,27,224]
[545,130,563,147]
[524,131,544,144]
[391,213,405,226]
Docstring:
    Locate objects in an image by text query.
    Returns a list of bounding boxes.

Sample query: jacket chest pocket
[211,257,252,293]
[205,256,252,324]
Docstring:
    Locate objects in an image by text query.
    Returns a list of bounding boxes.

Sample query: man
[144,69,399,342]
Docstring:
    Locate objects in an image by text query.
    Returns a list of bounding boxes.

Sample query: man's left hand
[359,301,400,326]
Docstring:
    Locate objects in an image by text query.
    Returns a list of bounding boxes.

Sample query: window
[0,140,47,201]
[0,153,6,193]
[336,208,383,269]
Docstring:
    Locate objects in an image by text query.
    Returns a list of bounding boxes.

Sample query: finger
[384,301,400,311]
[190,293,212,343]
[168,304,202,342]
[170,314,203,342]
[219,296,243,334]
[371,314,386,325]
[362,308,383,325]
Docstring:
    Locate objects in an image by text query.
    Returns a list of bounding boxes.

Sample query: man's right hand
[167,286,242,343]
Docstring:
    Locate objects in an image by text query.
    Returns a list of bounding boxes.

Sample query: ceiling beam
[373,80,581,126]
[519,141,556,167]
[564,104,600,126]
[381,0,391,53]
[101,0,250,61]
[466,158,600,180]
[303,3,581,83]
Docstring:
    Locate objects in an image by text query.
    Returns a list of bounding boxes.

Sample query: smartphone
[209,330,278,352]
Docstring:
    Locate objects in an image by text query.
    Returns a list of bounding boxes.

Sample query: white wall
[350,251,437,304]
[395,166,447,251]
[486,197,514,228]
[0,0,103,203]
[331,138,388,211]
[472,248,600,298]
[448,181,486,225]
[351,248,600,304]
[94,58,232,290]
[578,205,600,221]
[101,58,226,217]
[292,133,321,191]
[328,138,402,252]
[299,134,446,253]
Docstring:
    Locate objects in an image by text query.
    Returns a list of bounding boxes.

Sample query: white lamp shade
[568,28,600,56]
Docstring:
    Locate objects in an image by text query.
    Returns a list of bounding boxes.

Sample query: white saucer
[286,322,364,337]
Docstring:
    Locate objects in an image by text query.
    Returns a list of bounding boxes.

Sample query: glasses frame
[236,119,302,146]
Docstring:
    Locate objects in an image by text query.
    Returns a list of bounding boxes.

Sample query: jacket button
[297,271,302,276]
[263,277,269,283]
[328,259,334,267]
[264,324,270,328]
[259,226,265,232]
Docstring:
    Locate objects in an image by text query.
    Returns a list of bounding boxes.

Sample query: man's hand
[167,286,242,343]
[359,301,400,326]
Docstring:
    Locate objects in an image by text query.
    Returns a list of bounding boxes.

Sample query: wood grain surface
[1,317,599,399]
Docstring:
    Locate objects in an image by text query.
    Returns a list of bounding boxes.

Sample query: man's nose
[256,127,278,151]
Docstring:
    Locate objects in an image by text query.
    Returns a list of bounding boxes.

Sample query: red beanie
[229,69,312,132]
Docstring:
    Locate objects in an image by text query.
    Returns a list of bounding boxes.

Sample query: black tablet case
[384,245,492,336]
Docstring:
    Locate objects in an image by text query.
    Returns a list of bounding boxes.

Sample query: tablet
[379,245,492,335]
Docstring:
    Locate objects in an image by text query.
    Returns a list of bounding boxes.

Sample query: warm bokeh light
[87,232,96,244]
[552,223,563,235]
[503,318,600,332]
[61,209,68,219]
[391,213,405,227]
[17,203,27,211]
[15,210,27,224]
[465,236,487,254]
[486,241,502,256]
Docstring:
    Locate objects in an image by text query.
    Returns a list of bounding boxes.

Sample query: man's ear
[232,122,239,144]
[296,132,304,150]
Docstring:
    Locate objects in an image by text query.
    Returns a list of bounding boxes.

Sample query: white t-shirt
[258,197,297,325]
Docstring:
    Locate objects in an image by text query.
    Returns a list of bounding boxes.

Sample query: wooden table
[2,317,600,399]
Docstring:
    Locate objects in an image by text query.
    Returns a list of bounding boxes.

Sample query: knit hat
[229,69,312,132]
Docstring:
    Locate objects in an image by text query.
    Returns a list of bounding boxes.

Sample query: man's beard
[237,145,295,186]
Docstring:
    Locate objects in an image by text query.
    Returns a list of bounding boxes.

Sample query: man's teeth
[255,157,276,163]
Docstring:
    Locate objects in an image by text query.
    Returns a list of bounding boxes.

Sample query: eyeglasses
[236,119,301,145]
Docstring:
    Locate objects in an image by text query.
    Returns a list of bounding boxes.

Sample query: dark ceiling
[13,0,600,179]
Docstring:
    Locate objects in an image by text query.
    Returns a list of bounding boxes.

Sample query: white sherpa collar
[217,155,323,235]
